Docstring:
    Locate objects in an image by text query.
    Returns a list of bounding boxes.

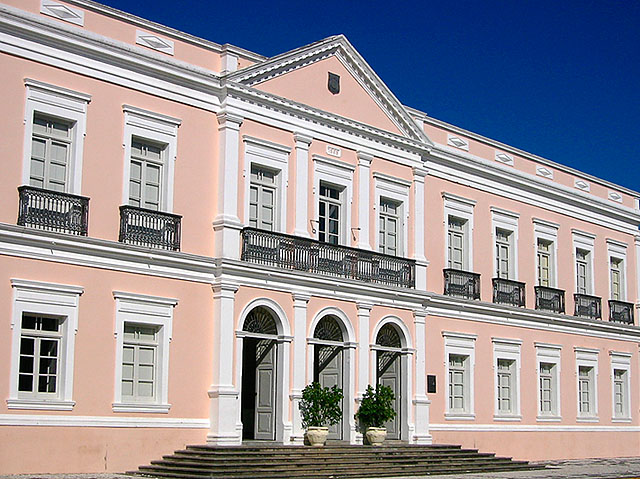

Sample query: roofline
[406,105,640,198]
[65,0,266,62]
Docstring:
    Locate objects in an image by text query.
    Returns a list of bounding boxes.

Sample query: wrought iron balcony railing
[493,278,526,307]
[535,286,565,314]
[119,205,181,251]
[574,293,602,320]
[241,227,414,288]
[609,300,634,325]
[18,185,89,236]
[443,269,480,300]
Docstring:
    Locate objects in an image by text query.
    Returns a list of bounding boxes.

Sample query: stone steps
[130,443,544,478]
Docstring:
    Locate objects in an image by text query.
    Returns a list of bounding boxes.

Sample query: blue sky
[99,0,639,192]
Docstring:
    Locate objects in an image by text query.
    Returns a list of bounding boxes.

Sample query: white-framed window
[607,239,628,301]
[610,352,631,421]
[535,342,562,420]
[243,136,290,232]
[374,172,410,257]
[8,279,83,410]
[443,331,476,419]
[22,79,91,194]
[443,193,475,271]
[575,347,598,421]
[313,155,354,245]
[572,230,596,295]
[491,208,519,279]
[112,291,178,413]
[533,218,559,287]
[122,105,181,213]
[493,338,521,419]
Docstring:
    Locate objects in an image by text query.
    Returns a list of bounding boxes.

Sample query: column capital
[357,301,374,312]
[412,166,428,181]
[413,310,427,324]
[216,110,243,130]
[292,291,312,303]
[357,151,373,166]
[293,132,313,146]
[211,281,239,298]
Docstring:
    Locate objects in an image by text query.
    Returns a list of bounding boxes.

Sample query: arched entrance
[375,324,402,440]
[240,307,279,440]
[312,315,346,440]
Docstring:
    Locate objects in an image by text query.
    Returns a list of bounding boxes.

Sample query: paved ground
[3,458,640,479]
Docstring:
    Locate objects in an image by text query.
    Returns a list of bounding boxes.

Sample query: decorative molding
[136,30,174,55]
[429,423,640,432]
[536,165,554,179]
[447,134,469,151]
[40,0,84,26]
[326,145,342,158]
[243,135,292,155]
[575,179,591,192]
[609,191,623,203]
[0,414,208,428]
[495,152,514,166]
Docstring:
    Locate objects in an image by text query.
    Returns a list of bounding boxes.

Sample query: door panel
[316,345,343,440]
[254,340,276,440]
[378,351,400,440]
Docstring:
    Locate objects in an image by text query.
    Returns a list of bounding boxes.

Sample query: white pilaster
[635,235,640,317]
[293,133,313,238]
[412,310,432,444]
[290,292,311,444]
[213,111,244,259]
[208,281,241,445]
[356,301,372,445]
[413,167,429,290]
[356,152,373,250]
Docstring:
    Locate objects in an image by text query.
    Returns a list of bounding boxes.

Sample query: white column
[213,110,244,259]
[208,281,241,445]
[356,301,372,445]
[290,292,311,444]
[412,310,432,444]
[293,133,313,237]
[413,166,429,290]
[356,152,373,250]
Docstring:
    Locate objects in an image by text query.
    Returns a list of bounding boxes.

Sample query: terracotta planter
[305,426,329,447]
[365,427,387,446]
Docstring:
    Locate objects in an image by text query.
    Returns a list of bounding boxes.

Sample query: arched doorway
[375,323,402,440]
[312,315,346,440]
[241,307,279,440]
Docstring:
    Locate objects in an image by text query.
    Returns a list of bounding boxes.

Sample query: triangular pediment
[227,36,432,144]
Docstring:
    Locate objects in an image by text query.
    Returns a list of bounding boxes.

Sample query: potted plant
[299,382,344,446]
[354,384,396,446]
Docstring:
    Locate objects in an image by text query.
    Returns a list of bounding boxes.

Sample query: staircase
[130,444,545,478]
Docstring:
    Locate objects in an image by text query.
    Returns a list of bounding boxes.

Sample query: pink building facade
[1,0,640,473]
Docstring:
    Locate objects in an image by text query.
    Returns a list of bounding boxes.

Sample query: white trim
[356,151,373,250]
[607,239,628,301]
[242,136,290,233]
[8,278,83,410]
[121,105,181,212]
[22,78,91,195]
[40,0,84,26]
[492,338,521,419]
[491,207,519,280]
[533,218,559,288]
[575,347,599,420]
[443,193,475,271]
[572,230,596,295]
[429,423,640,432]
[136,29,174,56]
[610,351,632,421]
[0,414,208,428]
[536,342,562,420]
[112,291,178,412]
[443,331,476,418]
[313,155,354,245]
[374,173,410,256]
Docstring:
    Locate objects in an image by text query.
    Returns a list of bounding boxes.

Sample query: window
[607,240,628,301]
[448,217,466,270]
[122,105,180,213]
[610,258,622,300]
[610,352,631,421]
[448,354,467,412]
[493,338,521,418]
[536,342,561,419]
[379,198,400,256]
[319,183,342,245]
[23,79,91,194]
[129,139,165,211]
[537,240,553,287]
[8,279,83,410]
[243,136,290,232]
[249,166,277,231]
[30,114,72,192]
[576,249,591,295]
[443,331,476,418]
[495,229,512,279]
[113,291,177,413]
[575,347,598,420]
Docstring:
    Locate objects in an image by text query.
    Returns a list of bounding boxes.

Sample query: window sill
[612,417,632,423]
[536,415,562,422]
[493,414,522,422]
[445,412,475,420]
[7,398,75,411]
[112,402,171,413]
[576,416,599,423]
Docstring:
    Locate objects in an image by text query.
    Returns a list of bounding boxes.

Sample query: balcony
[609,300,634,325]
[443,269,480,300]
[574,293,602,320]
[241,227,414,288]
[535,286,565,314]
[119,205,181,251]
[17,185,89,236]
[493,278,526,307]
